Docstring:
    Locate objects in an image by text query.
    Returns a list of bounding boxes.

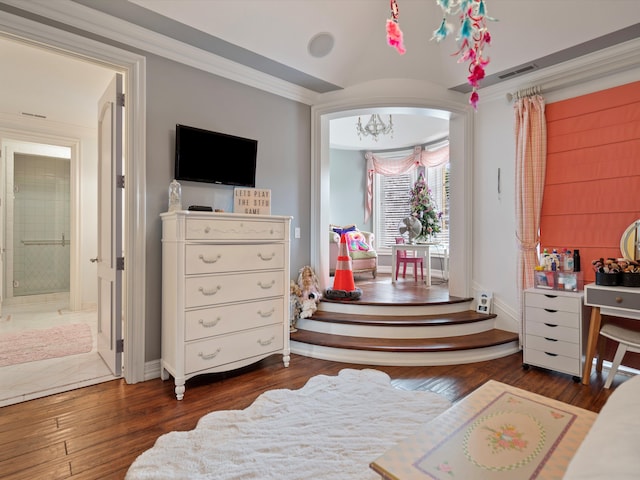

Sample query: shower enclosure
[6,152,70,299]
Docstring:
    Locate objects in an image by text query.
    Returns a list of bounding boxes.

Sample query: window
[373,169,418,254]
[426,163,450,247]
[373,159,450,255]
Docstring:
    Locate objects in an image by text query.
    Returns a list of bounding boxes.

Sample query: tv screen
[175,124,257,187]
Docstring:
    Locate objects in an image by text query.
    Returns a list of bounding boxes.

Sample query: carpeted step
[290,328,519,353]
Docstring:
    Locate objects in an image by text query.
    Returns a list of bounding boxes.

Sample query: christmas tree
[409,172,443,239]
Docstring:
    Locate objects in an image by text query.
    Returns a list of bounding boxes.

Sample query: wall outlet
[294,227,301,239]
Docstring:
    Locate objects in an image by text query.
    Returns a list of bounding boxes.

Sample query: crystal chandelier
[356,114,394,141]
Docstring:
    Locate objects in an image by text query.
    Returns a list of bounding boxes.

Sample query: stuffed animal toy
[289,280,303,332]
[297,265,321,319]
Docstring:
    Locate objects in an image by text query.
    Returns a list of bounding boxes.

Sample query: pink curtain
[364,145,449,222]
[515,95,547,326]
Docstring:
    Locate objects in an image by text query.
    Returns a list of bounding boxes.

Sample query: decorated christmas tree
[409,172,443,239]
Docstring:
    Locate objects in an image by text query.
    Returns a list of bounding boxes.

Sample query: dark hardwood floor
[0,350,623,480]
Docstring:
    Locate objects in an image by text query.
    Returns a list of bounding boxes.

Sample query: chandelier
[356,114,394,141]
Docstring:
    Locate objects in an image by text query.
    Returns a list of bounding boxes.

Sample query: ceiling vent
[498,64,538,80]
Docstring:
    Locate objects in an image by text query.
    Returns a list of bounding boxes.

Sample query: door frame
[0,11,148,383]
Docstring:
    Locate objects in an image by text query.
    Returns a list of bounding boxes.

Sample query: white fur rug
[126,368,451,480]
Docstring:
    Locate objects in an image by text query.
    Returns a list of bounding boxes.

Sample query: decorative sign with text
[233,188,271,215]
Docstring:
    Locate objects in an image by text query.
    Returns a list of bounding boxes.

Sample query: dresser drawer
[525,335,580,358]
[185,324,283,374]
[524,348,580,376]
[185,244,284,275]
[185,299,283,341]
[525,306,580,329]
[525,292,581,313]
[185,271,284,308]
[586,287,640,311]
[525,321,578,343]
[185,218,286,241]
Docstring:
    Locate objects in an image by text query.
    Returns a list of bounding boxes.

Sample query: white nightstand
[523,288,589,381]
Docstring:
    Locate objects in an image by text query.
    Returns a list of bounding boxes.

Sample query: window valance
[364,144,449,222]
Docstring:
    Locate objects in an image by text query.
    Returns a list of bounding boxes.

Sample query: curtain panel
[515,95,547,328]
[364,145,449,222]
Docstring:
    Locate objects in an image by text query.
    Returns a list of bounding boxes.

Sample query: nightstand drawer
[525,335,580,358]
[524,348,580,376]
[526,321,578,343]
[585,287,640,311]
[185,324,283,374]
[185,299,283,341]
[525,292,581,313]
[185,244,285,274]
[525,306,580,329]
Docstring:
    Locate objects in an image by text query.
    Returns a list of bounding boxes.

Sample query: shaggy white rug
[126,368,451,480]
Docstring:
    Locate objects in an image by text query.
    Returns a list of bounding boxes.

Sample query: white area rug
[125,368,451,480]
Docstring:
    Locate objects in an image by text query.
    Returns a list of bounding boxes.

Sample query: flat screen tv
[175,124,257,187]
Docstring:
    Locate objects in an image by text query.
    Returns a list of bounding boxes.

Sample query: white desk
[391,243,438,286]
[582,283,640,385]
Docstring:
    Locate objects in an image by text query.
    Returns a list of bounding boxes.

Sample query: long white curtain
[515,95,547,329]
[364,145,449,222]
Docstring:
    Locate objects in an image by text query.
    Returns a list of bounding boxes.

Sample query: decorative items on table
[535,247,583,291]
[168,179,182,212]
[592,257,640,287]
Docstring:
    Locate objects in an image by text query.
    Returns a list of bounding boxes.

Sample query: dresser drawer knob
[544,337,558,342]
[257,336,275,347]
[258,308,275,318]
[198,348,221,360]
[616,296,623,303]
[199,253,221,264]
[204,226,211,234]
[544,352,559,357]
[199,317,221,328]
[544,323,558,328]
[544,309,558,313]
[258,280,276,289]
[199,285,221,296]
[258,252,275,261]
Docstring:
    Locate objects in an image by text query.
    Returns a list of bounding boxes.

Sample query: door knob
[90,257,99,263]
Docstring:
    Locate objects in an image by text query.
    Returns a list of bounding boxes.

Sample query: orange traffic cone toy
[325,233,362,300]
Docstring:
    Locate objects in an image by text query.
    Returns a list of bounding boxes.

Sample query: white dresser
[160,211,292,399]
[523,288,588,381]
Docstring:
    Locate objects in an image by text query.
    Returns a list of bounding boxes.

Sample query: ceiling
[0,1,638,149]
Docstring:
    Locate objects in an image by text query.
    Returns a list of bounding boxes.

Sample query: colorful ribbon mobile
[386,0,495,109]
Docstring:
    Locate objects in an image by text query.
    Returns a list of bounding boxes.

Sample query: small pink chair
[395,237,424,281]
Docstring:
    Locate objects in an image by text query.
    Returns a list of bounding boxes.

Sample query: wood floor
[0,350,623,480]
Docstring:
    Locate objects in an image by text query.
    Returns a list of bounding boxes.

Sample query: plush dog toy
[289,280,303,332]
[297,265,321,319]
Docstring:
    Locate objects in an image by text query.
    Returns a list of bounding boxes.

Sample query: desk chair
[395,237,424,281]
[599,323,640,389]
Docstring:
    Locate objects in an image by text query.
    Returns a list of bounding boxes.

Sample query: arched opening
[311,92,473,299]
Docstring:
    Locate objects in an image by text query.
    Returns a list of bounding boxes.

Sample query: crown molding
[0,0,320,105]
[478,37,640,105]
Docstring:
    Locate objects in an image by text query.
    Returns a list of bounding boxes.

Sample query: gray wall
[329,148,370,231]
[144,54,310,360]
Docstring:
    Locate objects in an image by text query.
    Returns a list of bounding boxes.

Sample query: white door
[96,74,123,376]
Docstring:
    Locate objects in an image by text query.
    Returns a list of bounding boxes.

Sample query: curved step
[290,329,520,366]
[296,310,498,339]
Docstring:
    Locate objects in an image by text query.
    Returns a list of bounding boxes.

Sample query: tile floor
[0,297,117,407]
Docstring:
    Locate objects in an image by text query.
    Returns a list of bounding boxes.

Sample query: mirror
[620,220,640,261]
